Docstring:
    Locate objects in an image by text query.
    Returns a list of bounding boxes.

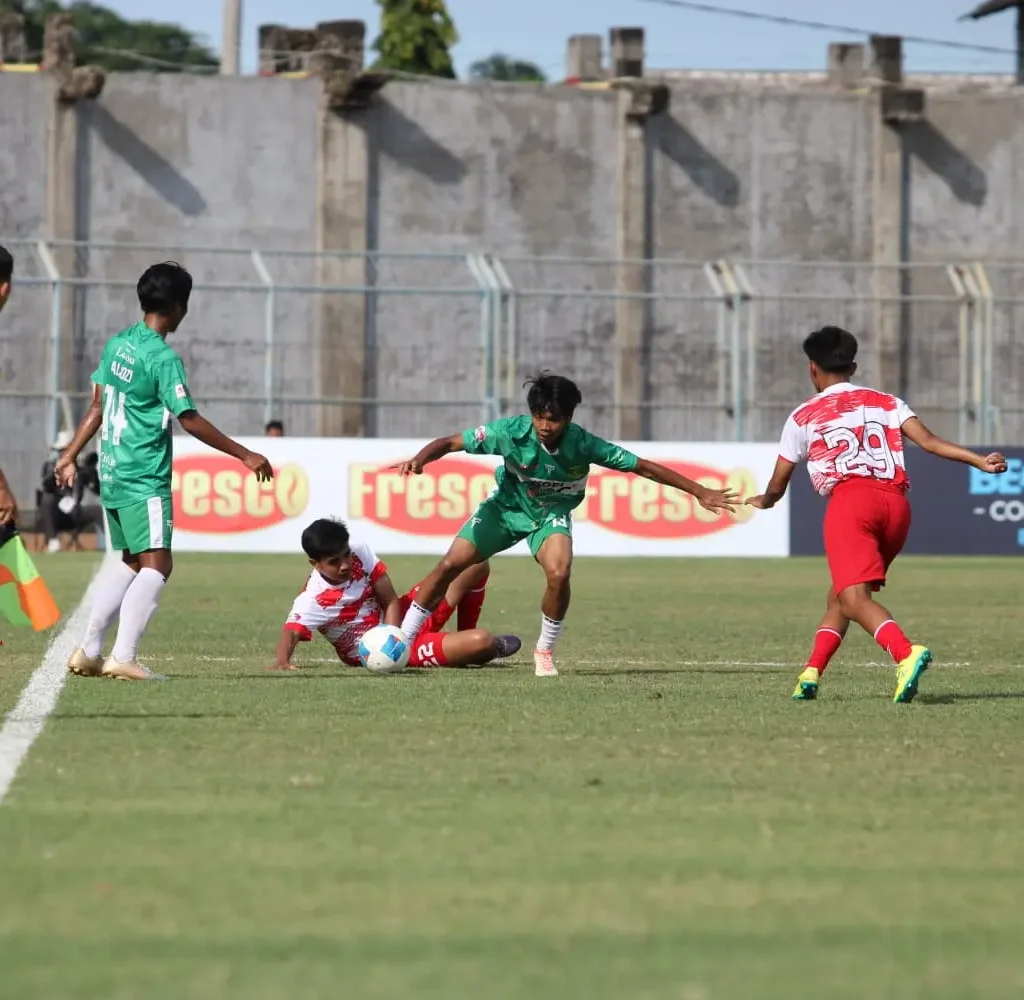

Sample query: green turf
[1,554,1023,1000]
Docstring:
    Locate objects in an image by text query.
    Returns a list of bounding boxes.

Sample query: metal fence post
[972,263,996,444]
[466,253,495,423]
[36,240,61,449]
[251,250,276,426]
[489,256,516,416]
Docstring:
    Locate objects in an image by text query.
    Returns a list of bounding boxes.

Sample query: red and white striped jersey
[283,541,387,665]
[778,383,915,498]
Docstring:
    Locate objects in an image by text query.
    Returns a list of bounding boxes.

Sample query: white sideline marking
[0,561,108,805]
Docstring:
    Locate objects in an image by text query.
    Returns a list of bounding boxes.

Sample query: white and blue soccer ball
[358,625,411,675]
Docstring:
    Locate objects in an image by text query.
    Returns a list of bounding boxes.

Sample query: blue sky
[102,0,1016,77]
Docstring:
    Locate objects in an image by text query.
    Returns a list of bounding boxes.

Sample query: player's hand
[0,483,17,525]
[695,485,738,514]
[243,451,274,482]
[54,456,77,489]
[743,494,775,510]
[980,452,1008,474]
[389,459,422,476]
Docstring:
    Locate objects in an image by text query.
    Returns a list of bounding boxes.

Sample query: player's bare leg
[398,538,484,642]
[424,628,521,668]
[102,549,172,681]
[794,588,850,700]
[533,534,572,678]
[836,584,930,703]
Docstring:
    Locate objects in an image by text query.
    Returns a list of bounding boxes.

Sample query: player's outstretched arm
[372,572,403,628]
[268,628,302,671]
[177,411,274,482]
[901,417,1007,474]
[55,384,103,488]
[390,434,465,476]
[744,457,796,510]
[633,458,738,514]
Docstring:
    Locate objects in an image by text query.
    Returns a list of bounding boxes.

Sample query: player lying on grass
[744,325,1007,704]
[390,371,738,678]
[269,517,522,671]
[58,262,273,681]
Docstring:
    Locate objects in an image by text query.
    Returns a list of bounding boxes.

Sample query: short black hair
[0,245,12,284]
[137,261,192,315]
[265,420,284,433]
[803,326,858,375]
[524,370,582,421]
[301,518,350,561]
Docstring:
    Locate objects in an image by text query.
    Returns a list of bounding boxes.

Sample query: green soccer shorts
[105,494,174,554]
[456,496,572,560]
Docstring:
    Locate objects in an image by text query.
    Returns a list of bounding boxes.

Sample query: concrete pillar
[827,43,865,89]
[315,21,371,438]
[610,27,645,79]
[869,35,907,396]
[565,35,602,82]
[615,100,647,441]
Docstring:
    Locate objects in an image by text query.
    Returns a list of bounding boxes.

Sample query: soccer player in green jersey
[0,245,18,525]
[392,372,738,677]
[54,261,273,680]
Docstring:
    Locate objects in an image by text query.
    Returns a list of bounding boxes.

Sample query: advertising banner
[789,448,1024,556]
[169,437,788,556]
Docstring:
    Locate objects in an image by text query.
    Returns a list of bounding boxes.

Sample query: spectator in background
[39,432,103,552]
[0,245,17,525]
[265,420,284,437]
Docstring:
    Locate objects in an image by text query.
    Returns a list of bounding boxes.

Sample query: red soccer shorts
[823,480,912,595]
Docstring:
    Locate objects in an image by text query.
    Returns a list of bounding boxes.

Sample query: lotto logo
[474,426,487,443]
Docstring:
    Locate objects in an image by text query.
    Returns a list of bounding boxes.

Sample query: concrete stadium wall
[3,70,1024,505]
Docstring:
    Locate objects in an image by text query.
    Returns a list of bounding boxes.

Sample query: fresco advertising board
[789,448,1024,556]
[168,437,789,556]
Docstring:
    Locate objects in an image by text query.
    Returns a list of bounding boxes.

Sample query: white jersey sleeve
[778,413,808,464]
[283,580,336,642]
[895,397,915,426]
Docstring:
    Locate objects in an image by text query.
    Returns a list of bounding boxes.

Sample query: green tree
[2,0,218,72]
[371,0,458,80]
[469,53,547,83]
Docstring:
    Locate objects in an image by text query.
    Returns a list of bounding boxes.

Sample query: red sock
[457,576,488,631]
[425,598,454,633]
[806,627,843,674]
[874,619,912,664]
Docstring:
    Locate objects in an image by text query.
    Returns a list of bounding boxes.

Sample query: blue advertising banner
[789,448,1024,556]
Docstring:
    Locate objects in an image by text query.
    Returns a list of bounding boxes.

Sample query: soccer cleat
[534,649,558,678]
[67,648,104,677]
[101,657,166,682]
[493,635,522,659]
[893,645,931,703]
[792,667,820,701]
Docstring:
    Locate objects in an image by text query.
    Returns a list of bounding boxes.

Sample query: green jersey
[461,414,639,521]
[90,321,196,509]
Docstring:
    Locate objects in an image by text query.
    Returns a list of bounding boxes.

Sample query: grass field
[2,553,1023,1000]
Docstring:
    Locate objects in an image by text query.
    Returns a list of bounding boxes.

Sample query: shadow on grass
[918,691,1024,705]
[572,668,783,677]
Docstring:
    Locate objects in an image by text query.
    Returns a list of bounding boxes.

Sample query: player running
[390,371,738,678]
[269,517,521,670]
[57,261,273,680]
[744,326,1007,703]
[0,245,18,525]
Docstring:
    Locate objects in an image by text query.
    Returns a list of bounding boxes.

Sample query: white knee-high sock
[81,561,137,658]
[399,602,431,643]
[536,614,564,652]
[110,568,166,663]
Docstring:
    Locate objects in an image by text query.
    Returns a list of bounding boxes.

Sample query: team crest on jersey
[175,384,188,399]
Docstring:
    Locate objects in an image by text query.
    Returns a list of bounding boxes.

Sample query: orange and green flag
[0,529,61,631]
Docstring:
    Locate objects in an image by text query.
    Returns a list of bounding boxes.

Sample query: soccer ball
[358,625,411,675]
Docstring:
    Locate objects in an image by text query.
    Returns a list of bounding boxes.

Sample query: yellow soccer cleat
[793,667,820,701]
[894,645,931,704]
[101,657,166,682]
[67,648,104,677]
